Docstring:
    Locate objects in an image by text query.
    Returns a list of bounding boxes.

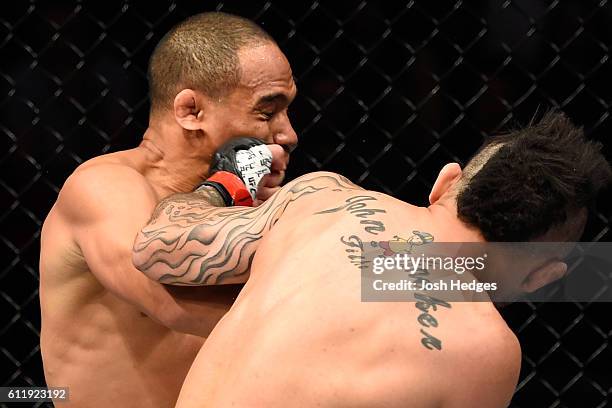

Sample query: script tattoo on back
[406,251,452,351]
[317,194,451,351]
[133,173,361,284]
[315,195,386,235]
[340,235,370,269]
[377,230,451,351]
[314,194,387,270]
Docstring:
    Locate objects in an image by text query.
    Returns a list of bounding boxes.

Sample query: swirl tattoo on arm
[132,172,360,285]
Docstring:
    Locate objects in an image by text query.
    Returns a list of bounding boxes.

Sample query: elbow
[131,231,147,269]
[131,233,163,282]
[131,249,155,280]
[131,248,152,278]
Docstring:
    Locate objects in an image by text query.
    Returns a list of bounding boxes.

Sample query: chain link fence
[1,1,611,407]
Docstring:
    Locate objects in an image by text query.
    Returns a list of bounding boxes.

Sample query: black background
[1,1,611,407]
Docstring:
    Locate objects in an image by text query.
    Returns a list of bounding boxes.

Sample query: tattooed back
[176,172,521,408]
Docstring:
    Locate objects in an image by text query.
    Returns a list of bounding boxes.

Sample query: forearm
[133,185,245,284]
[133,182,293,285]
[133,172,361,286]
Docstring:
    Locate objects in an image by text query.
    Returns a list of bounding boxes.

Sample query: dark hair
[457,110,611,241]
[148,12,274,113]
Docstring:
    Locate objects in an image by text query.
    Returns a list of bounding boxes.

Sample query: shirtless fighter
[133,111,610,407]
[39,12,297,407]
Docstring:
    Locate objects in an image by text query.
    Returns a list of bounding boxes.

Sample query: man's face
[203,42,298,157]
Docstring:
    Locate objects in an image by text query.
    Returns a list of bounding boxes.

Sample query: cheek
[235,117,272,139]
[213,104,271,140]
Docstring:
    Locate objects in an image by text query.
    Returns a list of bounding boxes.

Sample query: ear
[429,163,462,205]
[173,89,205,130]
[520,261,567,293]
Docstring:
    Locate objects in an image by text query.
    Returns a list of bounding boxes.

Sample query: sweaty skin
[40,40,297,407]
[133,172,521,408]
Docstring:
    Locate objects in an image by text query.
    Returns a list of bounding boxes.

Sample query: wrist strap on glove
[197,137,273,207]
[196,171,254,207]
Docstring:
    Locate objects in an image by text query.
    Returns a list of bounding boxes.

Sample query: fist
[253,144,289,206]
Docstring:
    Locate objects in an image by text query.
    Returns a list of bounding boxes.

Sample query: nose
[273,113,298,153]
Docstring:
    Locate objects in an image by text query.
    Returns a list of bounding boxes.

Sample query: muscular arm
[133,172,362,285]
[56,165,241,336]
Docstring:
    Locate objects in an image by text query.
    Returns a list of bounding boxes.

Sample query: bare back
[174,174,521,408]
[40,149,236,407]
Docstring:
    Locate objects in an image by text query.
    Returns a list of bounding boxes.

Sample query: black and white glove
[196,138,273,206]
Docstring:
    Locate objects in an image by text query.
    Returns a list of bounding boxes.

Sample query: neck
[138,118,213,195]
[425,194,485,242]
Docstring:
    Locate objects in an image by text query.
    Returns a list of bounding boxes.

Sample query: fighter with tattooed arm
[134,112,610,408]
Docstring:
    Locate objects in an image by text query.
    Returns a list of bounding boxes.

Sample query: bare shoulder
[41,160,157,281]
[56,162,156,223]
[285,171,364,190]
[454,317,521,373]
[442,308,521,408]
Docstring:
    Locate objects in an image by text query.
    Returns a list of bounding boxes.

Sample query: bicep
[57,167,180,322]
[76,216,234,335]
[76,215,164,315]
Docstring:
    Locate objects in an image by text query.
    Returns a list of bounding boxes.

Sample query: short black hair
[457,110,611,242]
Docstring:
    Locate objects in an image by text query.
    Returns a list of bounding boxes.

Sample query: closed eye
[259,111,274,120]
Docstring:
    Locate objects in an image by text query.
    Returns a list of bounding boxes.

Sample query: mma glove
[197,137,273,207]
